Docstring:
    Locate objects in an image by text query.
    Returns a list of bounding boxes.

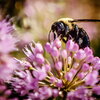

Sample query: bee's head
[48,21,70,42]
[51,21,66,35]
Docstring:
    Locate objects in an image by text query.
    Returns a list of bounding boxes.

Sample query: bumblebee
[49,18,100,48]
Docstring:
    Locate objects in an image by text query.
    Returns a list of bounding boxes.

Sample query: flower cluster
[0,19,18,100]
[11,38,100,100]
[0,18,99,100]
[0,19,17,81]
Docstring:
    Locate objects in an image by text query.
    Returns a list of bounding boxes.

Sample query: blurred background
[0,0,100,56]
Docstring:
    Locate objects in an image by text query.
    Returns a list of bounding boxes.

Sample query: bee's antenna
[69,19,100,22]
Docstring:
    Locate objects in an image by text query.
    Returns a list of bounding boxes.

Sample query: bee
[48,18,100,48]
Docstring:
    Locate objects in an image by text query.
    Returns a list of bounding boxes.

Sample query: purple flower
[56,79,63,88]
[10,38,100,99]
[61,49,67,58]
[45,42,52,53]
[34,43,44,53]
[65,71,74,81]
[53,38,62,48]
[74,49,86,60]
[44,64,51,72]
[85,70,98,86]
[0,19,17,54]
[0,81,12,100]
[11,70,34,96]
[0,20,17,81]
[82,63,90,72]
[50,76,57,83]
[93,86,100,95]
[0,19,14,35]
[38,86,52,99]
[23,44,35,63]
[52,89,59,97]
[33,67,47,80]
[51,46,59,57]
[0,55,17,80]
[67,86,92,100]
[66,40,74,51]
[0,34,17,53]
[0,17,99,99]
[35,53,45,64]
[55,61,62,71]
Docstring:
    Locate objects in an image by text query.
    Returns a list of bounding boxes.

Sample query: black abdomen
[66,25,90,49]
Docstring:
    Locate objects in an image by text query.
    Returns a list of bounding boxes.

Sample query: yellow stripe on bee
[58,18,74,29]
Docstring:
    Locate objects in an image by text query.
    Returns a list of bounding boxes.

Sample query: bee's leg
[66,24,80,42]
[73,24,80,39]
[62,34,73,43]
[62,24,74,43]
[48,30,57,42]
[62,38,67,43]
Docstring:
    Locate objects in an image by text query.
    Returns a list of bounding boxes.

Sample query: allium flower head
[0,19,14,35]
[0,19,17,81]
[12,38,100,100]
[0,81,12,100]
[0,19,17,53]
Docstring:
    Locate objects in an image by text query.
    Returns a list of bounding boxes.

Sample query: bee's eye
[58,22,65,31]
[51,22,65,33]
